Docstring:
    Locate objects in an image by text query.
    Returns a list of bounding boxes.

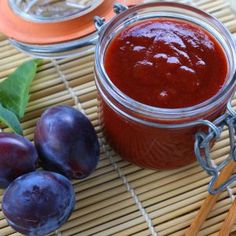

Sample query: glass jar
[0,0,142,58]
[94,2,236,169]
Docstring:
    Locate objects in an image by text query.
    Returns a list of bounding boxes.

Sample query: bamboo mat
[1,0,236,235]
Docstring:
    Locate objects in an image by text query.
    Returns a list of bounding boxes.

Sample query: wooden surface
[1,0,236,235]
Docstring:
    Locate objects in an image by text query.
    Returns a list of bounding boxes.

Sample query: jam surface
[105,19,228,108]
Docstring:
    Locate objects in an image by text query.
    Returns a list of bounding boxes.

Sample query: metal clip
[94,16,106,31]
[113,3,128,15]
[94,3,128,32]
[195,101,236,195]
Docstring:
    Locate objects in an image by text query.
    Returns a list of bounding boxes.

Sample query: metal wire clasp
[94,3,128,31]
[195,101,236,195]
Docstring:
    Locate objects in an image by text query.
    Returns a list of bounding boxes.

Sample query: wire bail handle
[195,101,236,195]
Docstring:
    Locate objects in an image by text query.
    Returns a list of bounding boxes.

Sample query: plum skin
[0,133,38,188]
[2,171,75,236]
[34,105,100,179]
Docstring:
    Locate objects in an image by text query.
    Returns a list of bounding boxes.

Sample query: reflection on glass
[10,0,103,21]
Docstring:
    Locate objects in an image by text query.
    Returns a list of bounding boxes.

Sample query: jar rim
[95,2,236,122]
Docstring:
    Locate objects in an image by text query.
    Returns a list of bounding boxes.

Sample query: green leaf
[0,104,22,135]
[0,59,42,119]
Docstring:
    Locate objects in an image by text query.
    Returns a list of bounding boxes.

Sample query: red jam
[102,19,228,169]
[105,19,227,108]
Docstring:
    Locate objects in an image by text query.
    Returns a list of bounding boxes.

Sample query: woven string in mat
[1,0,236,235]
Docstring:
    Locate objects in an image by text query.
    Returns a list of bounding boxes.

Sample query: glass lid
[8,0,104,23]
[0,0,143,45]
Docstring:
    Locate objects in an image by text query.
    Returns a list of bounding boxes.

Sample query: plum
[34,105,99,179]
[2,171,75,236]
[0,133,38,188]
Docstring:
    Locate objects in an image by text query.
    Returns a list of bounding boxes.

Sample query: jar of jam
[94,2,236,169]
